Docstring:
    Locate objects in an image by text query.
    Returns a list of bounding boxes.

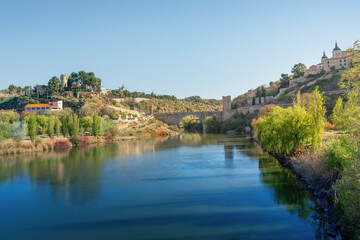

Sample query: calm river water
[0,134,329,239]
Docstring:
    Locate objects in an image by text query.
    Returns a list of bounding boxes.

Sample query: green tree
[92,113,100,136]
[331,91,360,133]
[68,114,79,137]
[61,115,68,137]
[8,84,17,93]
[36,115,49,134]
[54,117,61,136]
[48,76,62,94]
[0,122,12,140]
[47,116,55,137]
[0,111,20,123]
[291,63,307,77]
[332,97,344,128]
[306,86,326,151]
[80,116,93,131]
[28,114,37,142]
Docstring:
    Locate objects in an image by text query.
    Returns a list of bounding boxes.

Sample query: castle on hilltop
[304,41,348,76]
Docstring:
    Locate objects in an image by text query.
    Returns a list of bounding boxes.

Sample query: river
[0,134,330,239]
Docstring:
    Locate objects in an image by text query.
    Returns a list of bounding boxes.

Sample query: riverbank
[252,133,345,239]
[0,117,182,155]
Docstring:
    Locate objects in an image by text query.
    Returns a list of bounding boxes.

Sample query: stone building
[304,41,349,77]
[320,42,349,71]
[60,74,68,88]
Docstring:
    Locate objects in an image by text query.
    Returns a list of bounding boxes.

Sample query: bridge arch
[153,111,222,127]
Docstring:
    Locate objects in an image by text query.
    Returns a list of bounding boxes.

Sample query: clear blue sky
[1,0,359,99]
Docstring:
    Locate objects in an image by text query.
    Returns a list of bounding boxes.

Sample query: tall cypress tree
[92,113,100,136]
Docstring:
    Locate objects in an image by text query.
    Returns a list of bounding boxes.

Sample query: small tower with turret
[321,50,328,62]
[60,74,69,88]
[332,41,341,58]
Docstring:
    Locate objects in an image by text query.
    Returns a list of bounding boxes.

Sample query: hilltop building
[304,41,349,77]
[25,100,63,115]
[120,84,127,91]
[60,74,68,88]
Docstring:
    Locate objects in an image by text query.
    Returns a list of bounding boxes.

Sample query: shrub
[55,139,72,148]
[257,104,276,118]
[70,135,80,146]
[110,113,119,120]
[105,134,115,141]
[277,91,286,101]
[11,122,27,140]
[79,136,90,145]
[204,116,220,133]
[154,129,169,136]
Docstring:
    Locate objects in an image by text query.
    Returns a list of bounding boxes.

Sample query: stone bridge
[153,96,235,127]
[153,111,223,126]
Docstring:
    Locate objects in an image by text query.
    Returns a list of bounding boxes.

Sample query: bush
[0,122,12,140]
[204,116,221,133]
[277,91,286,101]
[55,139,72,148]
[70,135,80,146]
[79,136,90,145]
[105,134,115,141]
[11,122,27,140]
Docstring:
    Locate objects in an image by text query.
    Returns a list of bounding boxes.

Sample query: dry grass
[154,128,169,136]
[291,149,336,191]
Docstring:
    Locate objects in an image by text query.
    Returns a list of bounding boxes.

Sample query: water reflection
[0,134,330,239]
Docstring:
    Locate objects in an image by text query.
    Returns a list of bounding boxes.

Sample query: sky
[0,0,359,99]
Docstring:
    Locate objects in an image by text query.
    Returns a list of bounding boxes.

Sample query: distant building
[60,74,68,88]
[25,100,63,115]
[304,41,350,77]
[35,85,46,97]
[100,87,112,95]
[120,84,127,91]
[71,82,82,89]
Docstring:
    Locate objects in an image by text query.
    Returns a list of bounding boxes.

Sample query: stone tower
[60,74,69,88]
[222,95,231,111]
[332,41,341,58]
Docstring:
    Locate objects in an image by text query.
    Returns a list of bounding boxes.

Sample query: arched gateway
[153,96,234,127]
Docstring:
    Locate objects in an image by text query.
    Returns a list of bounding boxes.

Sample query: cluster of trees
[325,40,360,236]
[4,85,32,95]
[68,71,102,93]
[0,109,118,144]
[253,87,325,155]
[0,112,26,141]
[21,112,118,142]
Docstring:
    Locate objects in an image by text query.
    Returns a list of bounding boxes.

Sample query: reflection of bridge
[153,96,235,127]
